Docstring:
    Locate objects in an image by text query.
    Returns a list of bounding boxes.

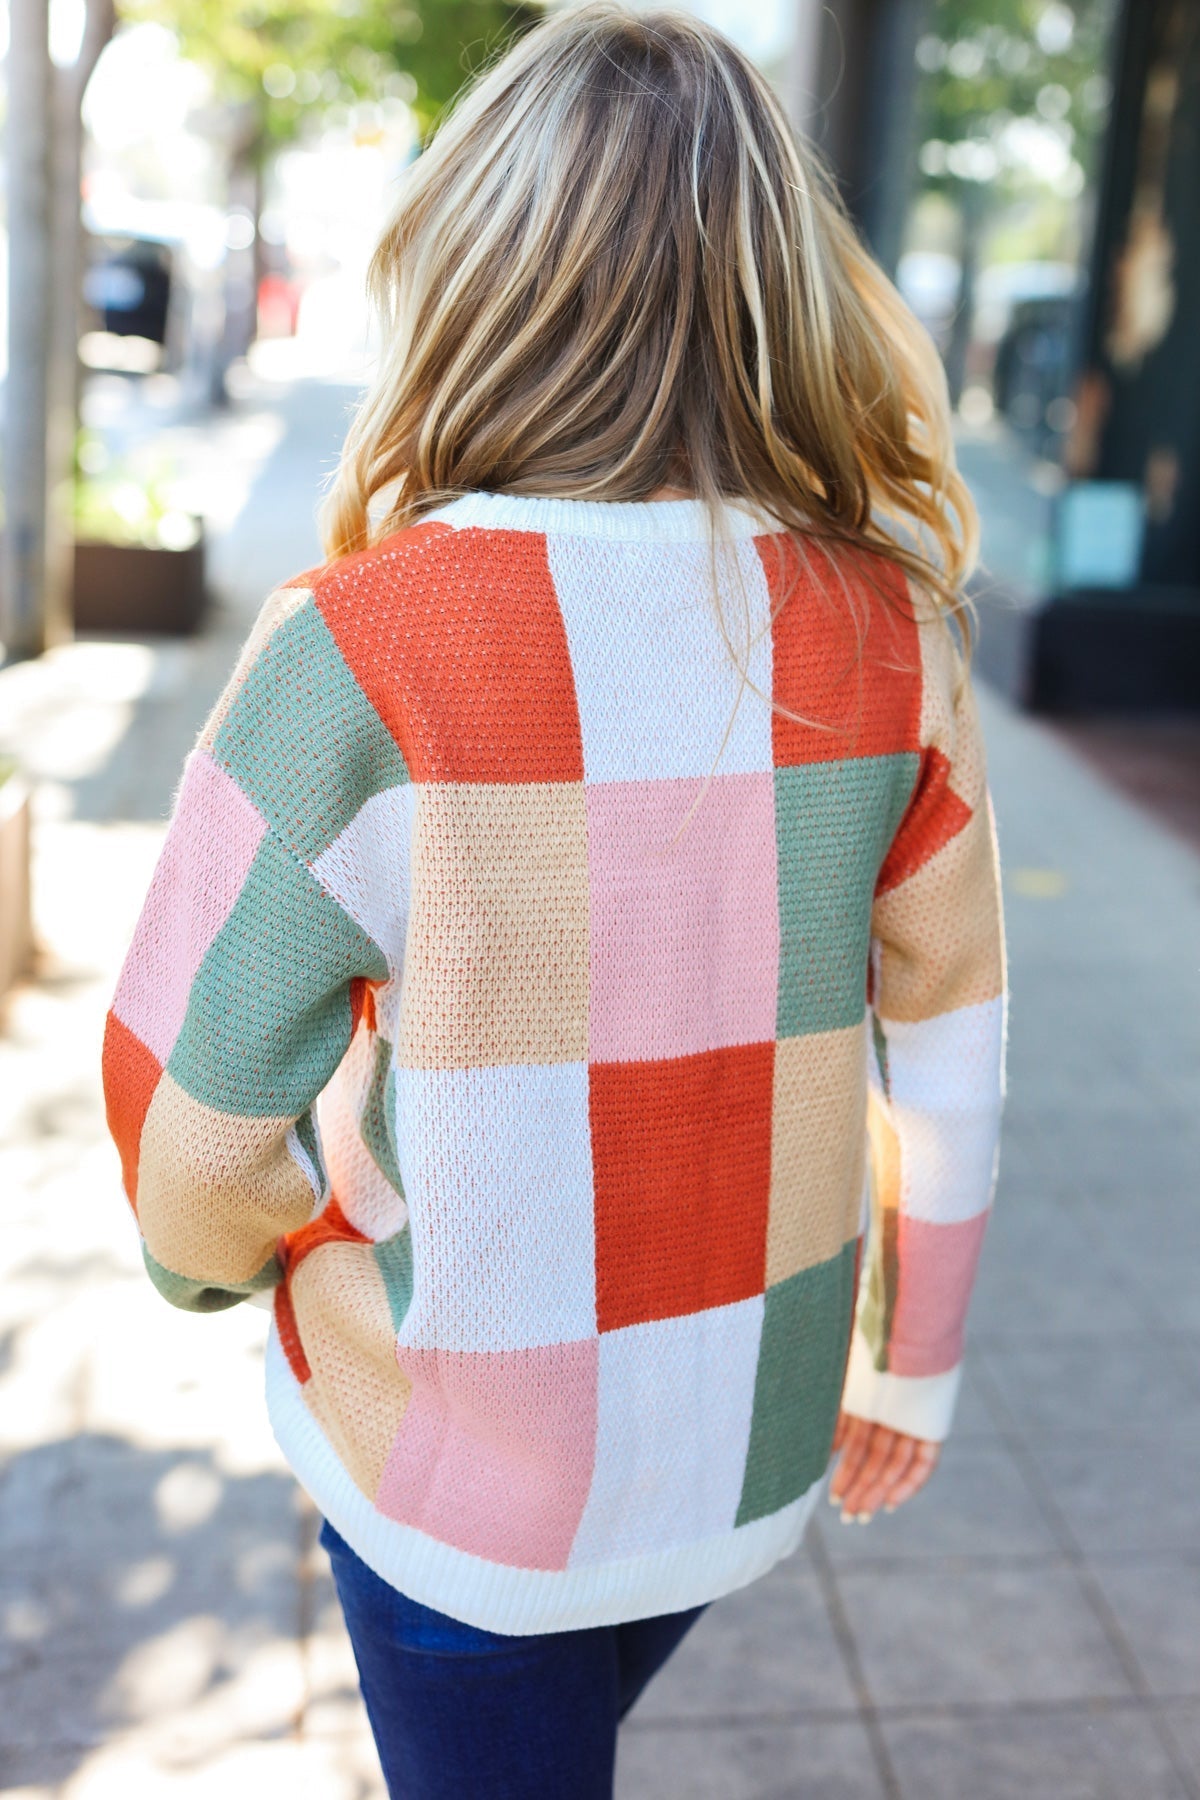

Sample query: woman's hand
[827,1409,941,1523]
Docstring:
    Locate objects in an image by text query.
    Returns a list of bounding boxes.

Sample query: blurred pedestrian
[102,6,1006,1795]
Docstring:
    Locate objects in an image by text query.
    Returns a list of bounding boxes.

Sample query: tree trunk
[44,73,86,649]
[1,0,115,659]
[210,138,265,406]
[46,0,117,643]
[2,0,53,659]
[944,183,984,411]
[251,154,269,310]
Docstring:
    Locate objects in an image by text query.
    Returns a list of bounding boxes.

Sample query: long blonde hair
[323,2,977,654]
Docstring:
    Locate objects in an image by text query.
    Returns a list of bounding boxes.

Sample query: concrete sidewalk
[2,372,1199,1800]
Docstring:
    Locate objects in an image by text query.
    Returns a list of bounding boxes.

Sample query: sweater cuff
[142,1242,281,1315]
[840,1327,963,1443]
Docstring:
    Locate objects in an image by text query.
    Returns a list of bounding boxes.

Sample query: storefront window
[895,0,1122,594]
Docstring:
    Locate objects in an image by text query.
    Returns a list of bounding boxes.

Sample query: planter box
[0,770,33,1003]
[74,531,207,634]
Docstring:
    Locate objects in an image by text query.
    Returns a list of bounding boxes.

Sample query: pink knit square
[586,772,779,1062]
[889,1210,991,1377]
[378,1340,599,1570]
[113,752,267,1064]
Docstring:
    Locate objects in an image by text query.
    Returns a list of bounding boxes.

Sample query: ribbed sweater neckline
[425,490,782,543]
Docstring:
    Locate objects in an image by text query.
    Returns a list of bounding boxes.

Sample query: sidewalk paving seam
[970,1355,1200,1800]
[292,1495,322,1741]
[622,1691,1200,1730]
[793,1549,1200,1572]
[970,1327,1199,1346]
[807,1523,903,1800]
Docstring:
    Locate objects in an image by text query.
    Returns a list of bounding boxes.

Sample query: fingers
[828,1414,941,1522]
[831,1418,899,1520]
[827,1413,873,1509]
[831,1411,859,1454]
[884,1438,941,1509]
[850,1432,917,1518]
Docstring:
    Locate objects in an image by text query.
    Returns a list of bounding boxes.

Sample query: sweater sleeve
[841,613,1007,1441]
[101,577,395,1312]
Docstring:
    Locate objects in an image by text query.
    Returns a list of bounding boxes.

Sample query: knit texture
[103,492,1007,1633]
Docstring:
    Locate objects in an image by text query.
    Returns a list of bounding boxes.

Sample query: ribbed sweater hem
[264,1324,825,1635]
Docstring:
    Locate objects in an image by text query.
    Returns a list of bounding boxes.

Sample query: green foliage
[915,0,1118,194]
[74,433,200,550]
[117,0,541,150]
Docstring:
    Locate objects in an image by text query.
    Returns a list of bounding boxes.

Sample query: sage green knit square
[213,599,409,863]
[361,1035,404,1197]
[142,1242,280,1314]
[735,1240,857,1526]
[773,755,918,1038]
[168,831,387,1117]
[294,1107,323,1185]
[374,1226,414,1333]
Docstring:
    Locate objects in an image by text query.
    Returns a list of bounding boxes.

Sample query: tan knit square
[766,1023,868,1288]
[137,1073,315,1284]
[867,1085,902,1213]
[946,676,987,807]
[915,611,986,806]
[915,610,957,752]
[397,781,590,1068]
[291,1241,413,1503]
[872,804,1005,1023]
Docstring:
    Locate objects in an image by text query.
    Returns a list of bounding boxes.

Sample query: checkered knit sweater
[103,492,1006,1634]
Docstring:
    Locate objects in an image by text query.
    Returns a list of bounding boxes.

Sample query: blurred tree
[2,0,541,651]
[117,0,540,391]
[912,0,1117,401]
[918,0,1114,161]
[120,0,540,142]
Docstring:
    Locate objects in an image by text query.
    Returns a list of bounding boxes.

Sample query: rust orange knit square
[590,1041,774,1333]
[876,745,973,894]
[101,1010,162,1209]
[274,1277,311,1385]
[315,524,585,784]
[763,537,923,766]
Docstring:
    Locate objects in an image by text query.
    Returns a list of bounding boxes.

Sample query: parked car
[82,232,174,346]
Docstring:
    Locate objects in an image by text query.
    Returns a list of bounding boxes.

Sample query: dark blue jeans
[320,1517,707,1798]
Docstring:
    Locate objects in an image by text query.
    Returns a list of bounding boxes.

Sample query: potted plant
[0,756,33,1004]
[73,435,207,633]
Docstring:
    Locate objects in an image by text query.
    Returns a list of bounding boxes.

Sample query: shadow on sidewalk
[0,1431,367,1792]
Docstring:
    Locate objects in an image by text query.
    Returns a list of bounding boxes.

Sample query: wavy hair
[322,2,978,669]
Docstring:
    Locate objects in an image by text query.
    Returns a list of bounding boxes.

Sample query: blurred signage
[1055,480,1145,589]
